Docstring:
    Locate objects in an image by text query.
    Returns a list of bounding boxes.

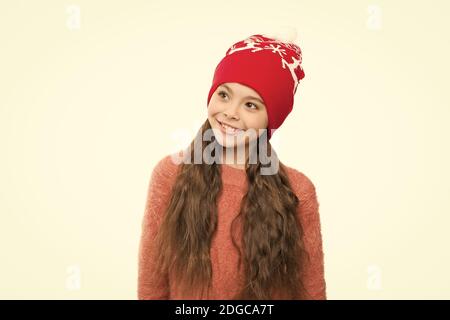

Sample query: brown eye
[246,102,258,110]
[218,91,228,98]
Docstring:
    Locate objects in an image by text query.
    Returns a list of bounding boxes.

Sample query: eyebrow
[219,84,265,106]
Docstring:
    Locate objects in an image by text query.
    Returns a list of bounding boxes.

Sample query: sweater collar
[220,163,248,189]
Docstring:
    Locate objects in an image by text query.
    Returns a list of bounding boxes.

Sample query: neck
[220,145,249,170]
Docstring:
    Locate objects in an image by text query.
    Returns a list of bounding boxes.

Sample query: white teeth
[219,121,241,134]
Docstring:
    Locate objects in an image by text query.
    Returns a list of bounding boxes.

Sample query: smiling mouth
[216,119,243,134]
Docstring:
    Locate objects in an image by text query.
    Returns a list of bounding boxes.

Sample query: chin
[216,135,247,150]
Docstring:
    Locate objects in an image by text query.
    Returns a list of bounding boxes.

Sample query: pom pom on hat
[260,25,298,43]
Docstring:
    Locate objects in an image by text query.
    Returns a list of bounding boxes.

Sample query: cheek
[245,116,266,130]
[259,114,269,130]
[207,100,221,116]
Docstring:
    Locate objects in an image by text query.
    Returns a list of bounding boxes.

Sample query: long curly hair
[153,119,310,299]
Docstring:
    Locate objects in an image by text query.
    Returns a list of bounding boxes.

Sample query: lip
[216,119,243,135]
[216,119,241,130]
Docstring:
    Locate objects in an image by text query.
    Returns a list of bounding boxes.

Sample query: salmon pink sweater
[137,154,327,300]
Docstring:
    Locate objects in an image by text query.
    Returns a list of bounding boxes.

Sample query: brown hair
[152,119,310,299]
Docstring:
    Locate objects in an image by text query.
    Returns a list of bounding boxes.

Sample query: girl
[138,33,326,300]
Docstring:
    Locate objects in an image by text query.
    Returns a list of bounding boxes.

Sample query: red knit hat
[207,34,305,140]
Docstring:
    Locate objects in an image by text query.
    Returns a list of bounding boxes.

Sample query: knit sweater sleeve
[137,155,177,300]
[294,172,327,300]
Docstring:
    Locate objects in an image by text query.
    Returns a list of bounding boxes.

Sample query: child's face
[207,82,269,149]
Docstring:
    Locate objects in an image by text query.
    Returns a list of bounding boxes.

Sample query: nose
[223,101,240,120]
